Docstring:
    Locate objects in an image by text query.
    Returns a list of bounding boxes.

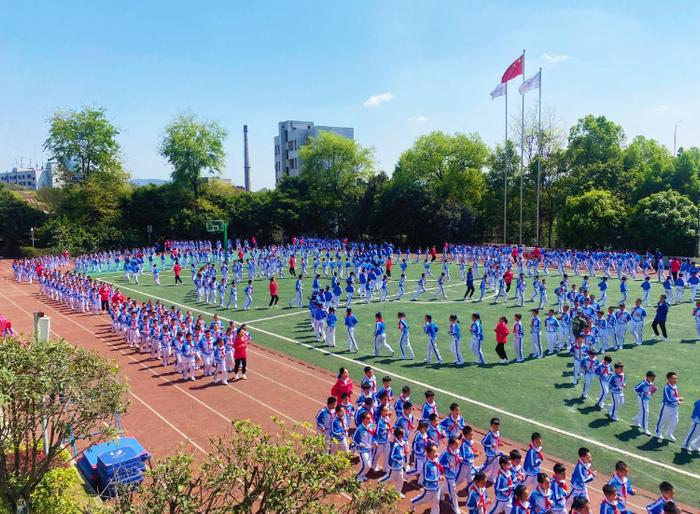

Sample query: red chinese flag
[501,54,523,83]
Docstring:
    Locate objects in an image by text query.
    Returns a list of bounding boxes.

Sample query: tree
[0,336,129,511]
[393,131,489,207]
[43,107,121,183]
[160,113,227,199]
[669,147,700,204]
[0,186,48,255]
[565,115,633,200]
[626,190,699,255]
[556,189,627,249]
[112,419,398,514]
[299,131,375,234]
[623,136,675,202]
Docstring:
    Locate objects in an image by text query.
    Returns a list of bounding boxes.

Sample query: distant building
[274,120,354,184]
[0,161,62,190]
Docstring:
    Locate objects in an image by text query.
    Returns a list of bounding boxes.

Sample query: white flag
[490,82,506,100]
[519,70,541,94]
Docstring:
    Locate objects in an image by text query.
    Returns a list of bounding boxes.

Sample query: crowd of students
[318,366,698,514]
[9,238,700,513]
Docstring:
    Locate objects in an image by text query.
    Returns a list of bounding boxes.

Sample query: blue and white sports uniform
[633,379,656,434]
[681,398,700,451]
[470,319,486,365]
[655,383,680,440]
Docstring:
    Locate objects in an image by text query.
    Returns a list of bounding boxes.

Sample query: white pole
[519,50,526,247]
[673,120,681,156]
[504,82,508,244]
[536,67,543,247]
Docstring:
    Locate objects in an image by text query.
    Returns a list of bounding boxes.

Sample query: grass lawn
[94,262,700,503]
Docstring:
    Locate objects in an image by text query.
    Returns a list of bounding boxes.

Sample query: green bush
[30,466,82,514]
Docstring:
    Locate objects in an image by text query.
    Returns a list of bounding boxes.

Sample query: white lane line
[100,280,700,481]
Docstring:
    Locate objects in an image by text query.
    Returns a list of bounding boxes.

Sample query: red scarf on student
[470,484,487,512]
[529,442,543,461]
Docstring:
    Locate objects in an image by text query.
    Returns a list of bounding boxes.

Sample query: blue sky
[1,1,698,190]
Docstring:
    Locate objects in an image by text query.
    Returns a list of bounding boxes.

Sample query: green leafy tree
[43,107,121,183]
[0,336,129,512]
[160,113,227,200]
[557,189,627,249]
[393,131,489,207]
[112,419,398,514]
[299,131,375,234]
[669,147,700,204]
[626,190,699,255]
[623,136,675,202]
[0,187,48,255]
[565,115,632,201]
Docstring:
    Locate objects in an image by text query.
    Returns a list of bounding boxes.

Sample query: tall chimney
[243,125,251,191]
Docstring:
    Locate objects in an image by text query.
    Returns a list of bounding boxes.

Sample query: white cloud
[541,53,570,66]
[363,92,395,108]
[408,115,429,123]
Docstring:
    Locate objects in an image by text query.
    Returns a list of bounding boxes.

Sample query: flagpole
[504,82,508,244]
[535,67,542,247]
[519,49,526,247]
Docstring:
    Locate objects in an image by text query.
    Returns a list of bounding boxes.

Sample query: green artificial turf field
[94,262,700,503]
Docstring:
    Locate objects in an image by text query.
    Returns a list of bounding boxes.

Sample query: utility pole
[30,227,35,248]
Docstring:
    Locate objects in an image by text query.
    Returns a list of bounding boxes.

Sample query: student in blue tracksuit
[609,460,636,514]
[550,463,568,514]
[530,309,543,358]
[344,308,359,353]
[353,411,374,482]
[682,397,700,451]
[645,481,675,514]
[407,420,429,485]
[378,427,407,497]
[440,436,463,513]
[423,314,443,364]
[470,312,486,365]
[595,355,613,409]
[600,485,620,514]
[448,314,464,364]
[633,370,657,435]
[655,372,683,441]
[396,312,415,359]
[439,403,465,440]
[608,362,626,421]
[651,295,670,341]
[315,397,337,452]
[467,472,489,514]
[488,455,514,514]
[373,312,394,356]
[330,404,350,452]
[456,425,478,488]
[569,447,596,504]
[410,443,443,514]
[529,473,553,514]
[480,418,504,482]
[523,432,543,489]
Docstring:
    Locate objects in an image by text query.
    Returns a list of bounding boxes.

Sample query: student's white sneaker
[643,430,651,436]
[235,372,241,379]
[241,374,247,380]
[667,434,676,442]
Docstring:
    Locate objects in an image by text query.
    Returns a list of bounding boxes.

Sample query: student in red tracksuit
[173,262,183,285]
[495,316,510,364]
[233,324,250,380]
[269,277,280,307]
[289,255,297,276]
